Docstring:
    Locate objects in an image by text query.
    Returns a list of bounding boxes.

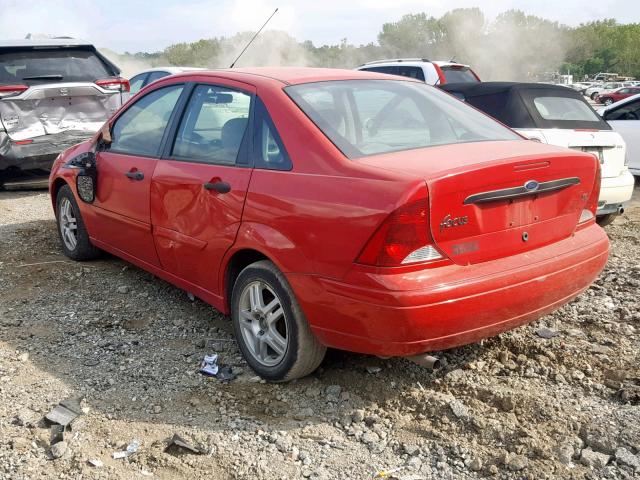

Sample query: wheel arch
[50,177,69,212]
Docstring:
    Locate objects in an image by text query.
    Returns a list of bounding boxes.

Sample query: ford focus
[49,68,609,381]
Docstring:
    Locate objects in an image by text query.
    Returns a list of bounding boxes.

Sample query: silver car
[0,38,127,174]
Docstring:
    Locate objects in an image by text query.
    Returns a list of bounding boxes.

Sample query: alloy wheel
[59,197,78,251]
[238,280,288,366]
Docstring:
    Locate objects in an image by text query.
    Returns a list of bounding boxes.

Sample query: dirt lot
[1,183,639,480]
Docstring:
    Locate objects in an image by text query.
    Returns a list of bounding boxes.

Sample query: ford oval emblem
[524,180,539,192]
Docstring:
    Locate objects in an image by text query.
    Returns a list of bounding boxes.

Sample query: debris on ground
[113,439,140,459]
[44,397,83,427]
[1,188,640,478]
[164,434,206,455]
[199,354,219,376]
[535,327,560,339]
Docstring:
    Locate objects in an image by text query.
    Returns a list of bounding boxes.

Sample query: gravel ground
[0,183,639,480]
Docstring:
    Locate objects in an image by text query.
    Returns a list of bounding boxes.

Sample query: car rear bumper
[0,130,93,171]
[598,169,635,215]
[288,223,609,357]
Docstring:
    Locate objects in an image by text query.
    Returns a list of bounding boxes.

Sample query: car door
[90,83,186,266]
[604,96,640,174]
[150,80,255,294]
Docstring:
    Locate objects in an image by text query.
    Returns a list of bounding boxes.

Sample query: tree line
[119,9,640,81]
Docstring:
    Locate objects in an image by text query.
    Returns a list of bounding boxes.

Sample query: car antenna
[229,8,279,68]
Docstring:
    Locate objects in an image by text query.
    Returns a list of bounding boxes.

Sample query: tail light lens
[96,78,130,93]
[0,84,28,98]
[579,159,601,223]
[356,186,445,267]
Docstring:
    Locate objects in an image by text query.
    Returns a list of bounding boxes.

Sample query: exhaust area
[407,354,442,370]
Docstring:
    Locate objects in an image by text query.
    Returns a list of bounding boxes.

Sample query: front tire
[590,92,599,100]
[56,184,101,260]
[603,98,614,106]
[231,260,326,381]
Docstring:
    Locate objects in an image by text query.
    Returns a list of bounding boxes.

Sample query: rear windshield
[441,66,478,83]
[0,48,112,85]
[286,80,520,159]
[533,96,602,122]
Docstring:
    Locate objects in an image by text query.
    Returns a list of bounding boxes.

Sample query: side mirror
[72,152,98,203]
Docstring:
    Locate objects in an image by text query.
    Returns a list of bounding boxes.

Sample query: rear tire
[596,213,617,227]
[56,184,101,261]
[590,92,599,100]
[231,260,326,381]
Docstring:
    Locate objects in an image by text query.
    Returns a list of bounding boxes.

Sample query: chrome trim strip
[463,177,581,205]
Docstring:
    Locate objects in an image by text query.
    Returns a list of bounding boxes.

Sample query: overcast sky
[1,0,638,53]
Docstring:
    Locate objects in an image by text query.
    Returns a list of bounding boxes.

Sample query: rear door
[150,80,255,294]
[90,83,186,266]
[0,46,124,141]
[604,96,640,173]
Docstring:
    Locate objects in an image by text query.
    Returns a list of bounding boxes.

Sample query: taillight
[356,186,445,267]
[579,159,601,223]
[96,78,130,93]
[0,84,28,98]
[433,64,446,85]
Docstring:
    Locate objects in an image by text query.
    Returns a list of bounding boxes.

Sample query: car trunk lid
[0,82,120,141]
[517,128,626,179]
[358,140,598,265]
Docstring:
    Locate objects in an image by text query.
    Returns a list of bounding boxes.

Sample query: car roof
[359,59,471,69]
[169,66,418,86]
[441,81,581,96]
[0,38,94,48]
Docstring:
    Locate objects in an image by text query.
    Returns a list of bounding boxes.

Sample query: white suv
[356,58,480,86]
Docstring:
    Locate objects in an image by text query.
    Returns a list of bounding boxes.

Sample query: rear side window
[252,98,291,170]
[0,48,112,85]
[440,66,478,83]
[398,66,425,81]
[110,85,184,156]
[533,96,601,122]
[361,66,397,75]
[172,84,251,164]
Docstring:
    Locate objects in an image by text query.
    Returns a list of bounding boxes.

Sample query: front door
[90,84,185,267]
[151,81,255,294]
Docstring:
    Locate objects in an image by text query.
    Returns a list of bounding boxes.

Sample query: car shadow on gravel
[0,217,489,435]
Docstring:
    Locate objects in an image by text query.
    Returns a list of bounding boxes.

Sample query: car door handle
[204,180,231,194]
[125,170,144,181]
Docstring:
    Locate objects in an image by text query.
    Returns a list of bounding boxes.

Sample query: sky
[1,0,638,53]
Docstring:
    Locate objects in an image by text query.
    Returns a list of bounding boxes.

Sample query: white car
[442,82,635,226]
[598,94,640,177]
[126,66,205,101]
[585,82,635,101]
[356,58,480,86]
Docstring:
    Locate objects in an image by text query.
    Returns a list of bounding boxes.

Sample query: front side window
[286,79,519,158]
[533,96,601,122]
[172,84,251,164]
[109,84,184,156]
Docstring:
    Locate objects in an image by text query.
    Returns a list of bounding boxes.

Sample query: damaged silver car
[0,38,128,176]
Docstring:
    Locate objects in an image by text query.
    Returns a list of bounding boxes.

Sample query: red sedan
[596,86,640,106]
[49,68,609,381]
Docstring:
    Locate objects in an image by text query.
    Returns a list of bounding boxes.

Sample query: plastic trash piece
[199,354,219,376]
[113,439,140,459]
